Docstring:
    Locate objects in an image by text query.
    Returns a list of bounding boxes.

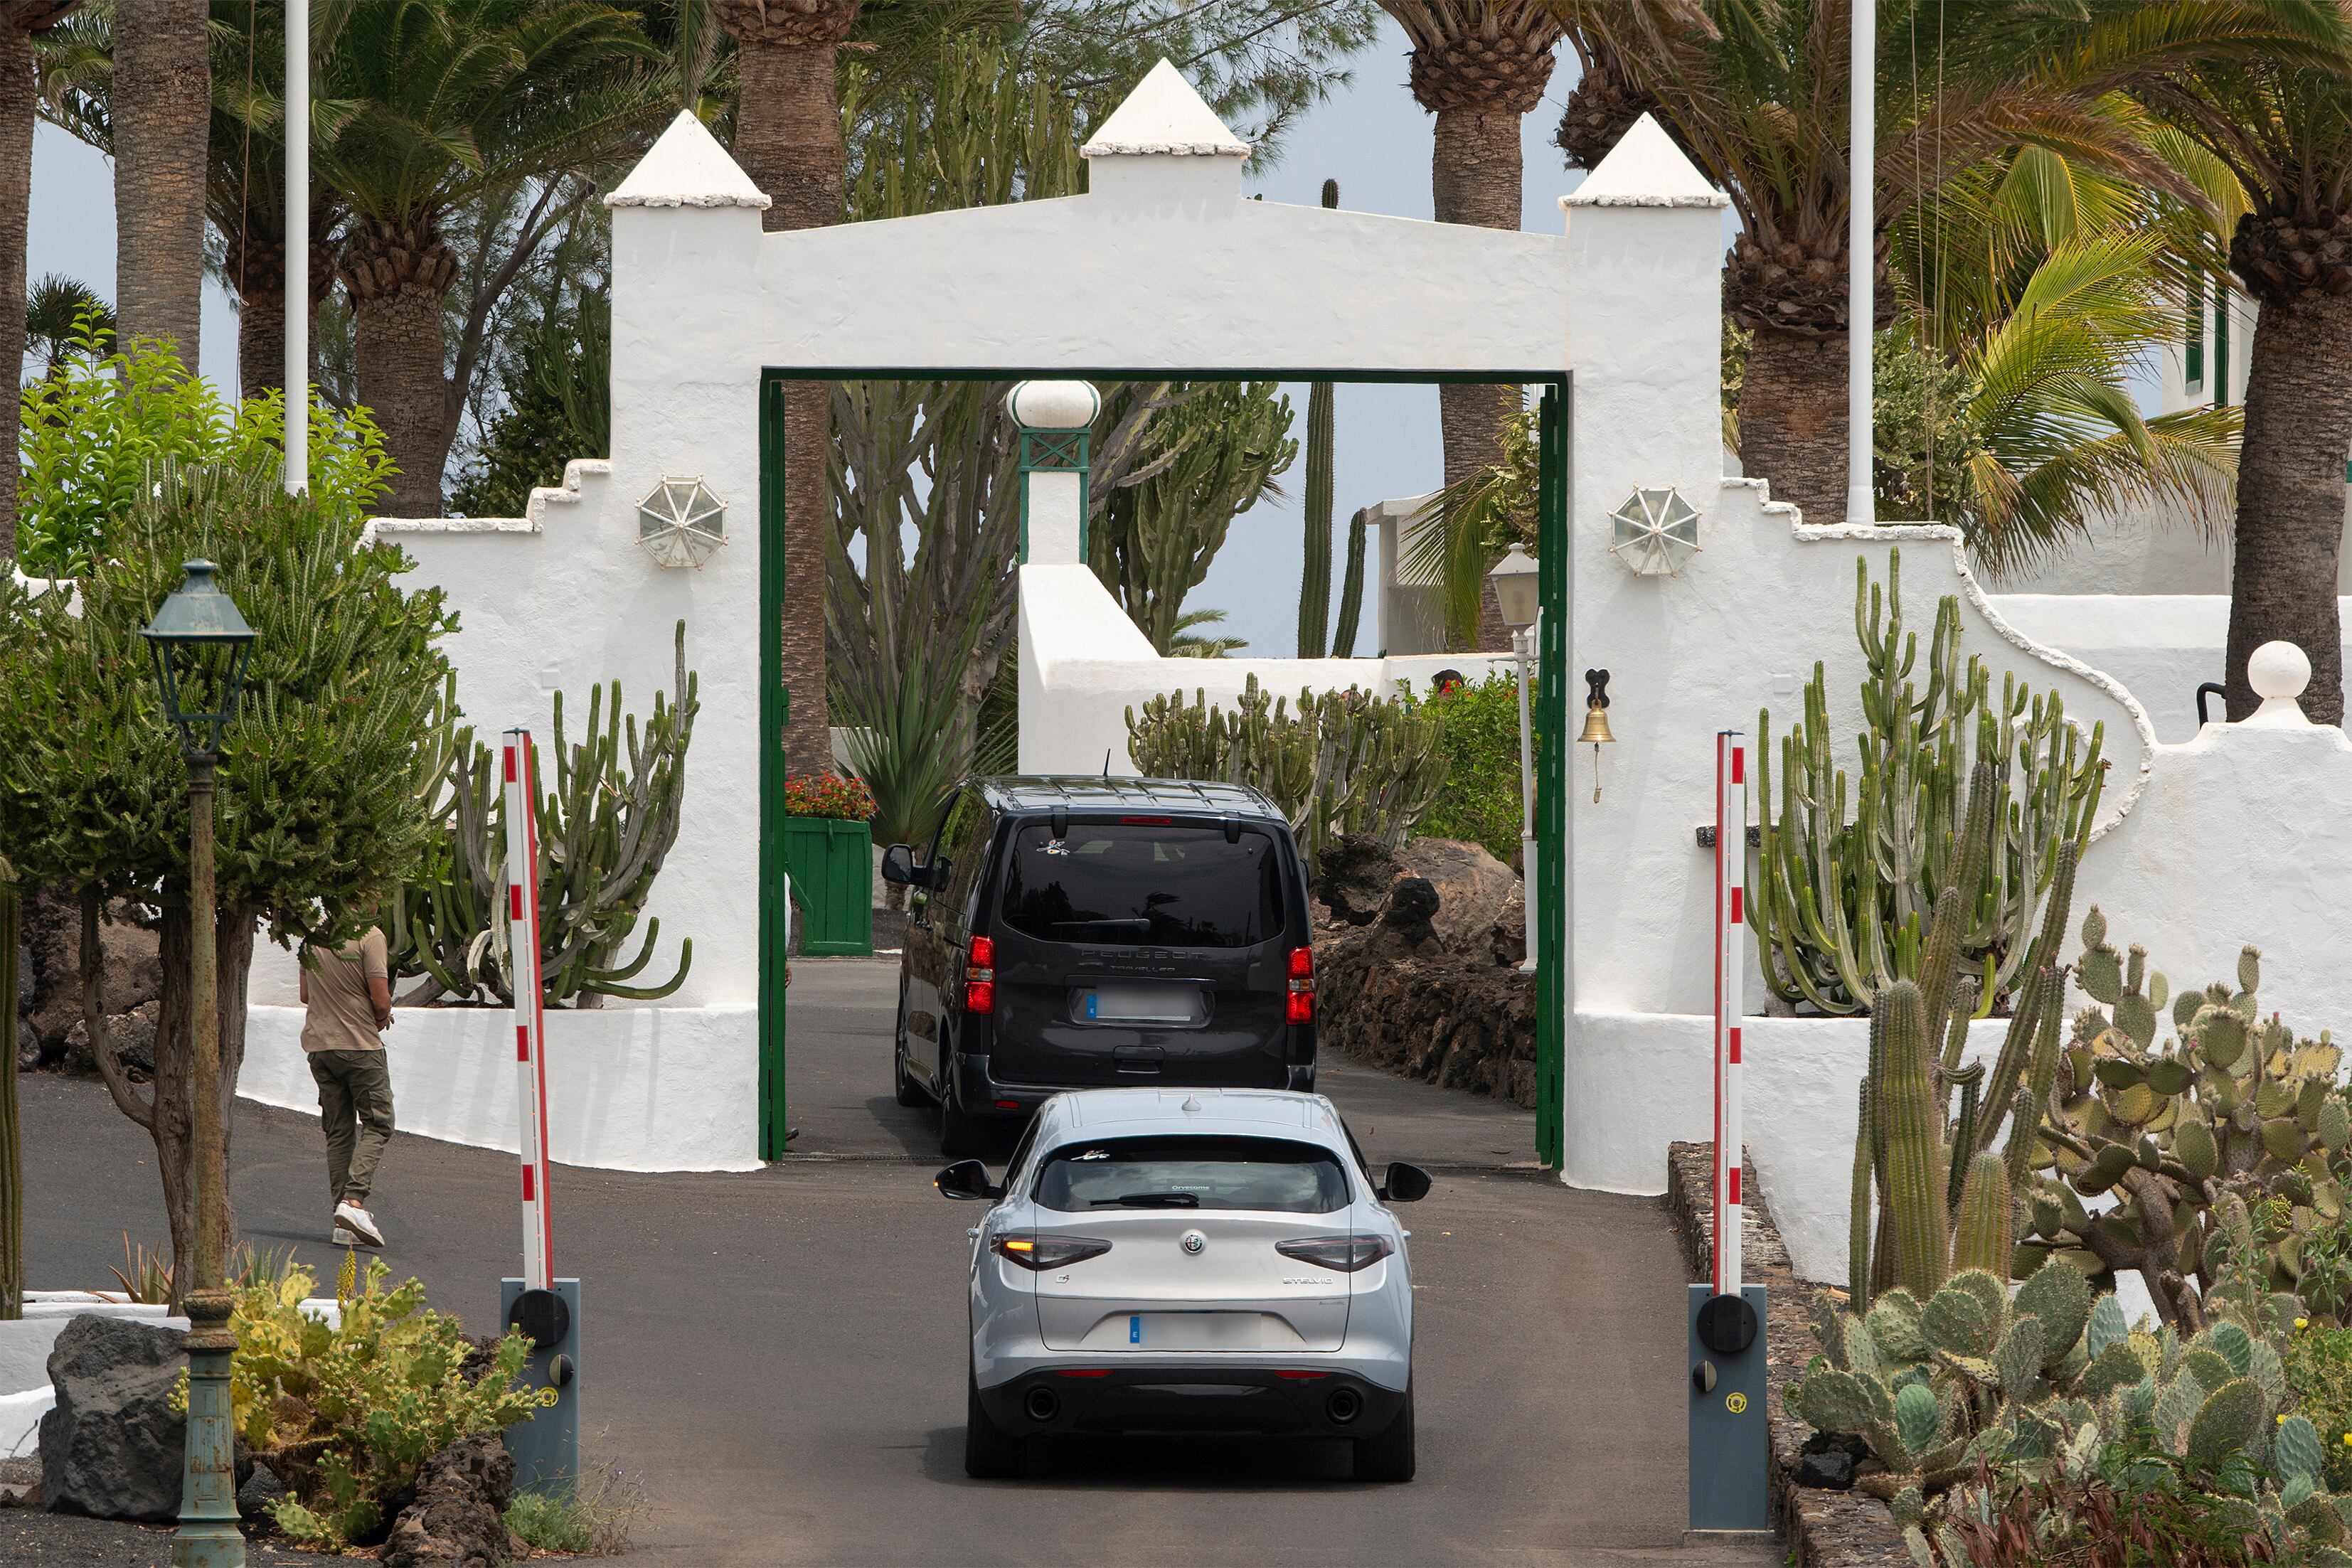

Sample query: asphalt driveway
[22,959,1769,1567]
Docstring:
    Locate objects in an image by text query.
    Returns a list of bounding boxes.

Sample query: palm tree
[112,0,208,363]
[314,0,666,514]
[1559,0,2332,525]
[2136,7,2352,722]
[713,0,862,774]
[24,272,112,375]
[1380,0,1559,649]
[0,1,77,560]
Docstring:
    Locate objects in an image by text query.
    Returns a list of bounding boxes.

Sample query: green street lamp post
[142,560,255,1568]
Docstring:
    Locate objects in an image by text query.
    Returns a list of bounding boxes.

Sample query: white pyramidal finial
[2242,641,2315,728]
[1082,60,1250,160]
[607,110,770,210]
[1561,114,1728,211]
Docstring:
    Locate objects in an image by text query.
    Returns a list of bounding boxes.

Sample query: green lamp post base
[172,1287,245,1568]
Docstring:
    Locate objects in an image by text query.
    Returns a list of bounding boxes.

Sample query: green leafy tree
[0,459,457,1283]
[16,316,393,575]
[449,285,611,517]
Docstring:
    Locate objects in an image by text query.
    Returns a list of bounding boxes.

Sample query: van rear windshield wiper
[1090,1191,1201,1207]
[1056,918,1153,932]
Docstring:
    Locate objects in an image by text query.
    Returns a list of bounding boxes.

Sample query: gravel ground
[0,1511,341,1566]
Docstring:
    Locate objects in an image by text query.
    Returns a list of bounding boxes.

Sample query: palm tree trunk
[733,36,845,774]
[2225,292,2352,724]
[231,232,287,403]
[0,23,34,560]
[1433,103,1521,653]
[112,0,210,365]
[1738,326,1850,524]
[343,219,458,515]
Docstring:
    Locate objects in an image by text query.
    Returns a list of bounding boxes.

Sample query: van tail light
[1287,946,1314,1024]
[1275,1234,1394,1272]
[992,1235,1112,1271]
[967,936,996,1014]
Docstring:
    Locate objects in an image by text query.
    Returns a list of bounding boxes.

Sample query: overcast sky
[22,22,1585,656]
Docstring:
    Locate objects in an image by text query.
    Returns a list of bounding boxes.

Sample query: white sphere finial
[2242,640,2314,727]
[1006,380,1101,431]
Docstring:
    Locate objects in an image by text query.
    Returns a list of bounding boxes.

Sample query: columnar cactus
[1125,674,1448,857]
[390,621,699,1006]
[1750,550,2106,1015]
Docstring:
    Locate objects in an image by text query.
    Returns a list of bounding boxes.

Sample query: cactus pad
[1995,1318,2048,1400]
[1894,1381,1942,1460]
[2087,1294,2128,1358]
[2208,1321,2253,1377]
[2278,1414,2326,1483]
[2186,1377,2265,1468]
[2013,1257,2092,1364]
[1792,1366,1890,1435]
[1923,1281,1999,1358]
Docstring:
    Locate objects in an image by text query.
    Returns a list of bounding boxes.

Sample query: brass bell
[1580,669,1616,801]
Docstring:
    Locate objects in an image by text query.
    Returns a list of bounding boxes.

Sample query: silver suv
[936,1087,1430,1481]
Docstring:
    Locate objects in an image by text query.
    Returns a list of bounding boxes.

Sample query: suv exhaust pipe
[1326,1387,1363,1426]
[1023,1385,1062,1424]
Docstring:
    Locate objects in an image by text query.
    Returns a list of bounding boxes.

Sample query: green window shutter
[2185,277,2204,390]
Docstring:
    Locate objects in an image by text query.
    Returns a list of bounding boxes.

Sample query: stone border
[1665,1142,1907,1568]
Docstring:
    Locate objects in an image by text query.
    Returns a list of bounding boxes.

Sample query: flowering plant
[783,772,877,821]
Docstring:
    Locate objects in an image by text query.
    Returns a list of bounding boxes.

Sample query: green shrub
[2284,1319,2352,1495]
[17,314,392,575]
[505,1465,642,1556]
[1401,670,1532,865]
[204,1258,553,1549]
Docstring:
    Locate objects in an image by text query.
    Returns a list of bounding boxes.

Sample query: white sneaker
[333,1202,385,1248]
[331,1225,361,1247]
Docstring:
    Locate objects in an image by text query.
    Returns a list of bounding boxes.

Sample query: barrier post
[1688,728,1768,1540]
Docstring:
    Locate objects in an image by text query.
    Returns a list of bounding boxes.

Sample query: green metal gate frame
[758,368,1572,1166]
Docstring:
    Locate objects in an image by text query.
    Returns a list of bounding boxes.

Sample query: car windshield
[1033,1136,1349,1213]
[996,821,1282,949]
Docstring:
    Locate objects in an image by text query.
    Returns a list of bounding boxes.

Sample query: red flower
[782,772,876,821]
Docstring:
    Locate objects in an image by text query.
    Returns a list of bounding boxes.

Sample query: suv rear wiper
[1089,1192,1201,1208]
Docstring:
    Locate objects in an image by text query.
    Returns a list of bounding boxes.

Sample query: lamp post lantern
[1487,545,1541,974]
[141,560,255,1568]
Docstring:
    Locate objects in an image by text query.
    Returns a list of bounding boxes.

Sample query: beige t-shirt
[301,929,388,1053]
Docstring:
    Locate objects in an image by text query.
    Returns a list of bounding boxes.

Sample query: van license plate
[1083,984,1204,1025]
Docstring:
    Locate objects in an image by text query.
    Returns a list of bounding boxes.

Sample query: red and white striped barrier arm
[1713,730,1747,1296]
[503,729,554,1292]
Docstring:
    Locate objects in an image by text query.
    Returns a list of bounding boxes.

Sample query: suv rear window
[997,822,1282,949]
[1034,1136,1349,1213]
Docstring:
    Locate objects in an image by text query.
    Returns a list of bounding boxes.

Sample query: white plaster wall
[242,1005,759,1172]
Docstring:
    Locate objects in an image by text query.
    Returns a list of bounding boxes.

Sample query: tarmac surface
[22,957,1774,1567]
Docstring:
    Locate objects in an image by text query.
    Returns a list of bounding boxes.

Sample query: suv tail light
[1275,1234,1394,1272]
[967,937,996,1014]
[992,1235,1112,1271]
[1286,946,1314,1025]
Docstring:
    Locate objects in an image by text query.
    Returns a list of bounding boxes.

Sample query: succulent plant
[390,620,698,1006]
[2023,909,2350,1332]
[1124,674,1448,858]
[1751,550,2106,1016]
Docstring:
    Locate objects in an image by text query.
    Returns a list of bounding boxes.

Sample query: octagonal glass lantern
[638,476,728,569]
[1607,486,1701,577]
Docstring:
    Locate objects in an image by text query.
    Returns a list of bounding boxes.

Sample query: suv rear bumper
[976,1365,1405,1438]
[952,1051,1316,1116]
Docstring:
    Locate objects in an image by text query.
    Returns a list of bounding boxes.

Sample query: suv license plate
[1084,984,1204,1025]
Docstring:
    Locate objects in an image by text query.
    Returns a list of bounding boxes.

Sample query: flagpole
[283,0,309,495]
[1845,0,1875,524]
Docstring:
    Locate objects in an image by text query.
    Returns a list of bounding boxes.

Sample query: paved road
[23,961,1769,1567]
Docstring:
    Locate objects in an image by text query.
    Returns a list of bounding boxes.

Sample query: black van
[882,777,1318,1156]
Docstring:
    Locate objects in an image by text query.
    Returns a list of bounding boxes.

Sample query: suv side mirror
[1379,1161,1432,1204]
[880,843,918,885]
[935,1160,1001,1201]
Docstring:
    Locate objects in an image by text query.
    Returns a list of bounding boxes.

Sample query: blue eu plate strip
[1087,993,1099,1020]
[1129,1315,1141,1344]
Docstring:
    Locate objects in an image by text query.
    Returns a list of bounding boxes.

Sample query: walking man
[299,924,395,1248]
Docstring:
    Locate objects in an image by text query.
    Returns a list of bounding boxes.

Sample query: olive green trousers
[307,1049,395,1206]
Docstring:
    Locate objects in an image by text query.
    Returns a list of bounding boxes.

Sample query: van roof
[973,777,1284,818]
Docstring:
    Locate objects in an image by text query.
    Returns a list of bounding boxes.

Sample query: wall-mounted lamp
[1607,486,1701,576]
[1579,668,1616,801]
[638,476,728,569]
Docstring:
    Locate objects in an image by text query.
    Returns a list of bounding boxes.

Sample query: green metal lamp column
[174,750,243,1568]
[1534,383,1569,1170]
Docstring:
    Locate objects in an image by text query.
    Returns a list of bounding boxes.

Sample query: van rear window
[997,823,1282,949]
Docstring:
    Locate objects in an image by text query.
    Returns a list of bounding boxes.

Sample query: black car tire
[893,990,927,1107]
[939,1072,987,1158]
[1352,1382,1415,1483]
[964,1370,1027,1479]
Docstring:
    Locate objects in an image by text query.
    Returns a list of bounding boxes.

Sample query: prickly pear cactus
[2028,907,2350,1330]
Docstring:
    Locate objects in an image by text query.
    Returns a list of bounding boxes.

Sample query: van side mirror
[935,1160,1001,1201]
[1379,1161,1432,1204]
[880,843,918,885]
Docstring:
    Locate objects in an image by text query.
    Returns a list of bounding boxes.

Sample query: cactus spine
[1297,178,1341,658]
